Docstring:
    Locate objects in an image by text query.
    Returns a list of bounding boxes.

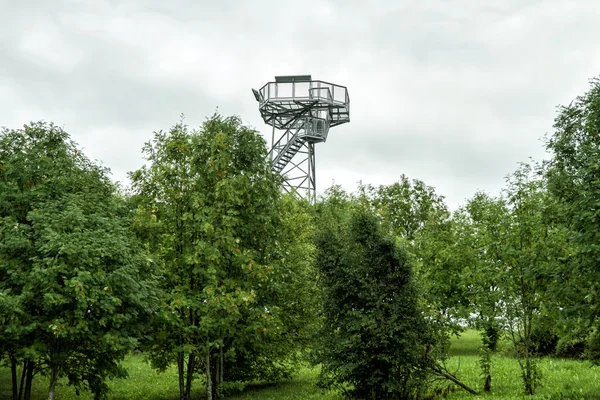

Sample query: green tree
[461,192,508,353]
[129,118,204,400]
[545,77,600,361]
[415,206,472,332]
[130,114,286,399]
[223,193,320,387]
[459,165,566,395]
[359,175,447,241]
[501,165,559,395]
[313,195,435,399]
[359,178,468,333]
[0,122,159,400]
[451,193,506,392]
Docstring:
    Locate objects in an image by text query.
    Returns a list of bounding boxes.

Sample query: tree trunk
[10,354,18,400]
[483,374,491,392]
[432,365,479,395]
[484,323,500,351]
[177,352,185,400]
[185,353,195,400]
[214,346,224,399]
[215,350,220,395]
[23,360,34,400]
[18,359,27,400]
[219,347,223,385]
[47,364,59,400]
[524,345,533,395]
[522,286,535,395]
[206,350,213,400]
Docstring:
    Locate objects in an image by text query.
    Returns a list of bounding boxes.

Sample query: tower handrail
[259,80,349,106]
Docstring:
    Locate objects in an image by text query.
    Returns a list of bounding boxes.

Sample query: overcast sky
[2,0,599,210]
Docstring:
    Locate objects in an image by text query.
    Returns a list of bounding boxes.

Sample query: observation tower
[252,75,350,203]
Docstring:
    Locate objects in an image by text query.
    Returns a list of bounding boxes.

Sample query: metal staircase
[272,136,304,173]
[270,119,306,173]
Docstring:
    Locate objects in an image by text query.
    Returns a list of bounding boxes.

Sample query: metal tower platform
[252,75,350,203]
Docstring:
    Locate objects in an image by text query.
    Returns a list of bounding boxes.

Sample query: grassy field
[1,331,599,399]
[0,356,342,400]
[440,330,600,399]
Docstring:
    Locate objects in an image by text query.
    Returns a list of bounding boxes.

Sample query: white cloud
[1,0,599,210]
[17,18,84,72]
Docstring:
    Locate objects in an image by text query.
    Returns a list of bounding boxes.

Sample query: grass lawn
[0,354,187,400]
[1,331,599,399]
[226,367,341,400]
[0,356,342,400]
[440,330,600,399]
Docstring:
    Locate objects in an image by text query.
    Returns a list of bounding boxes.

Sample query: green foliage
[478,345,492,392]
[359,177,469,333]
[415,210,472,332]
[458,192,507,352]
[358,175,447,241]
[0,122,159,399]
[452,165,562,395]
[313,195,435,399]
[225,193,320,383]
[521,315,559,357]
[456,164,567,395]
[502,165,550,395]
[555,335,587,360]
[130,113,314,398]
[584,328,600,363]
[545,76,600,362]
[216,380,246,398]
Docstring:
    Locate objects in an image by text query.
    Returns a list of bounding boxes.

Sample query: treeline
[1,78,600,400]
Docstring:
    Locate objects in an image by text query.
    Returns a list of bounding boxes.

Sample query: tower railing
[258,80,349,109]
